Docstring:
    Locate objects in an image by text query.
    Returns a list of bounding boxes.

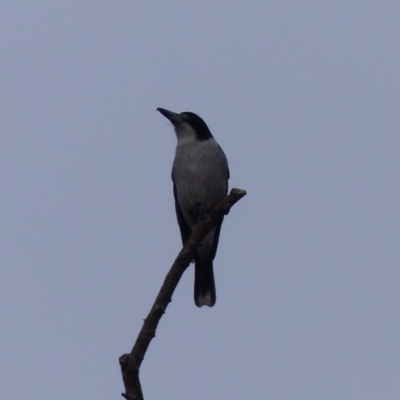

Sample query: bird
[157,108,229,307]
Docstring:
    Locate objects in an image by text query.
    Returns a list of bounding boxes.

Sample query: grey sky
[1,2,399,399]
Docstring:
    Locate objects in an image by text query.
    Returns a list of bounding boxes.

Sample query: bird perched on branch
[157,108,229,307]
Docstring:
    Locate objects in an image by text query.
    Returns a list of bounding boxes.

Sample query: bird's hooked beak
[157,108,183,125]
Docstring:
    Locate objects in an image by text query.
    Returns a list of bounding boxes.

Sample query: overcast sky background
[1,2,400,399]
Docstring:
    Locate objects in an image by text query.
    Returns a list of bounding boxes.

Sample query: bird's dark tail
[194,257,216,307]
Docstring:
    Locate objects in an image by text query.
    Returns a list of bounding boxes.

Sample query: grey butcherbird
[157,108,229,307]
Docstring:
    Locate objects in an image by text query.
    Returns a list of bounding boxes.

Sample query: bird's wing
[173,183,191,245]
[209,216,224,260]
[210,173,229,260]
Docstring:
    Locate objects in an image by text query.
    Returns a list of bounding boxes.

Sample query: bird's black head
[157,108,214,141]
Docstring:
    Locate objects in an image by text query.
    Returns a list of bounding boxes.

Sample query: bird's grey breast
[172,139,228,221]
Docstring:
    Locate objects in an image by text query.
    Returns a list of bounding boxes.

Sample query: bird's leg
[189,202,204,221]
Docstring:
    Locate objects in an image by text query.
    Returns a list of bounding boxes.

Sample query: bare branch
[119,188,247,399]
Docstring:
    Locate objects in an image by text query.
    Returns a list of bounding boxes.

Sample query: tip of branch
[212,187,246,216]
[229,188,247,196]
